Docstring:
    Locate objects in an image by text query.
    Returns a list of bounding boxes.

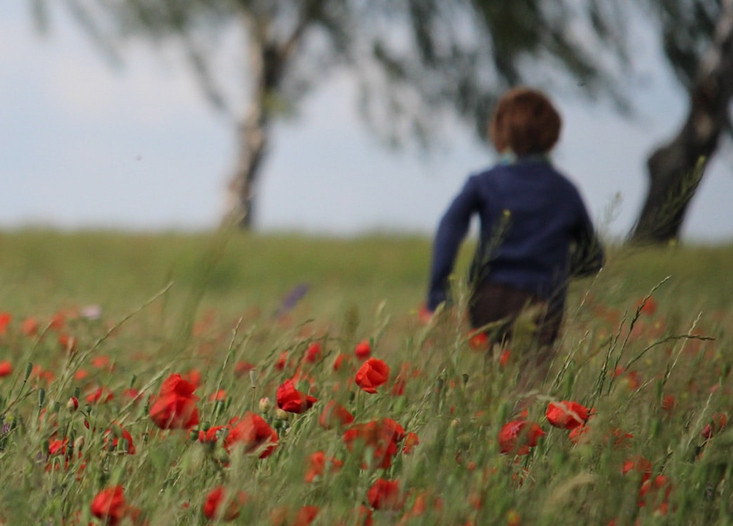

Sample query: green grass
[0,229,732,525]
[0,230,434,319]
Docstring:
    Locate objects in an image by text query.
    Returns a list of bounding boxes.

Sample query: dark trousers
[468,281,563,348]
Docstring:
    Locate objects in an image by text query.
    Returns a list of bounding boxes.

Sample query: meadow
[0,229,732,525]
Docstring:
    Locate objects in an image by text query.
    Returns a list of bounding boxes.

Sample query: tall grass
[0,229,731,524]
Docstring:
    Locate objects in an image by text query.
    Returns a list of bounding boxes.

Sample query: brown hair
[489,87,561,156]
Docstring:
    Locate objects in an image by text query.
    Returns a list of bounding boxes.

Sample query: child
[426,87,604,374]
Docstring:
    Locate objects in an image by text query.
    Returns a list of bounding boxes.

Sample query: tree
[629,0,733,243]
[34,1,629,228]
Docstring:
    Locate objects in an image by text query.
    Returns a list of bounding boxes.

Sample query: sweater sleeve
[569,196,605,278]
[427,176,480,310]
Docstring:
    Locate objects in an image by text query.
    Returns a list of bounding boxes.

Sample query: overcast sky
[2,4,733,242]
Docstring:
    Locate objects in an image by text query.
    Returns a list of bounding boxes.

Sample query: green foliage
[639,0,722,88]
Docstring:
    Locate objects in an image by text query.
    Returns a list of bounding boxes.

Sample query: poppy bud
[258,397,271,413]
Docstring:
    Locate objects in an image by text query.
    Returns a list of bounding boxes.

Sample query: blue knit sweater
[427,158,604,311]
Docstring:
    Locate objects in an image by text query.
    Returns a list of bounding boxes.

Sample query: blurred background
[2,2,732,242]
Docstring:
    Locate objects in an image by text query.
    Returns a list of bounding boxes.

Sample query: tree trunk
[221,14,274,230]
[223,104,269,229]
[221,6,316,229]
[629,0,733,244]
[627,98,711,244]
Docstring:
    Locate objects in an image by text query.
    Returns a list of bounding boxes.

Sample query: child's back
[426,87,604,359]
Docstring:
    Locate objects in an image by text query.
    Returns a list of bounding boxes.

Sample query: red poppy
[184,369,201,389]
[199,424,228,444]
[224,412,278,458]
[58,333,77,352]
[149,373,200,430]
[91,355,112,370]
[613,367,641,390]
[610,428,635,447]
[380,418,406,441]
[354,340,371,361]
[402,432,420,454]
[405,491,443,519]
[49,312,66,331]
[343,418,406,469]
[31,365,54,384]
[203,486,247,521]
[468,490,485,509]
[639,474,672,514]
[498,420,545,455]
[391,376,407,396]
[499,349,511,368]
[103,425,136,455]
[209,389,227,402]
[293,505,319,526]
[568,423,590,444]
[0,360,12,378]
[90,486,128,525]
[0,312,11,335]
[546,401,590,430]
[622,455,652,483]
[661,394,676,413]
[635,296,657,316]
[21,317,39,337]
[276,379,317,414]
[318,400,354,429]
[49,438,69,456]
[304,342,322,363]
[275,351,290,371]
[46,437,80,473]
[305,451,343,482]
[87,386,114,404]
[355,358,390,394]
[702,412,728,439]
[468,331,489,350]
[367,478,403,510]
[332,353,348,371]
[271,505,320,526]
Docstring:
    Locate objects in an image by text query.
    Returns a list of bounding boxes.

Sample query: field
[0,229,732,525]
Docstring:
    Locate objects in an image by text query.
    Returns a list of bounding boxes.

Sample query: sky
[2,4,733,242]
